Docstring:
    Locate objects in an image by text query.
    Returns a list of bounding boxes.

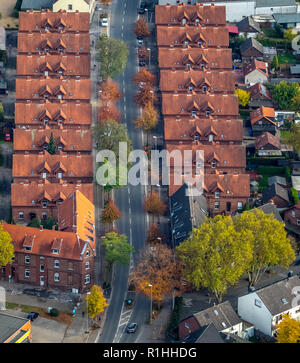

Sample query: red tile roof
[160,69,235,93]
[244,59,268,78]
[250,105,275,125]
[18,10,90,33]
[163,117,243,143]
[11,182,93,207]
[161,93,239,117]
[2,223,87,261]
[155,3,226,26]
[17,32,90,54]
[17,54,91,77]
[14,102,92,127]
[13,151,93,180]
[255,132,281,150]
[13,127,92,153]
[15,78,91,101]
[248,82,271,100]
[158,47,232,70]
[156,25,229,48]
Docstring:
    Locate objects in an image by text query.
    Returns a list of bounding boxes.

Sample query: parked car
[138,1,146,14]
[4,133,11,141]
[136,35,143,40]
[139,61,146,67]
[101,18,108,27]
[27,312,39,321]
[137,39,143,47]
[126,323,137,333]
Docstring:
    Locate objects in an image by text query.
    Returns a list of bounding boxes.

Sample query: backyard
[0,0,19,28]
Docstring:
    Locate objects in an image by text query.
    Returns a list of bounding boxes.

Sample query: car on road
[101,18,108,27]
[139,61,146,67]
[27,312,39,321]
[138,1,146,14]
[126,323,137,333]
[136,35,143,40]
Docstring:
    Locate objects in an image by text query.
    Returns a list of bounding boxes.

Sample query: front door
[40,276,44,286]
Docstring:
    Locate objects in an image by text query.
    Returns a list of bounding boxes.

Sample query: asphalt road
[98,0,151,343]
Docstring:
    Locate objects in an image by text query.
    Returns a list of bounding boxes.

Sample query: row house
[156,25,229,48]
[12,151,93,184]
[161,93,239,119]
[158,47,233,70]
[11,181,93,224]
[155,3,226,27]
[159,69,235,94]
[13,127,92,154]
[19,9,90,33]
[17,54,91,78]
[156,3,250,244]
[1,221,94,292]
[14,102,92,129]
[15,78,91,103]
[164,117,243,145]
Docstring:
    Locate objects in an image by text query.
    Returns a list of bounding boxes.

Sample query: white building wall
[245,69,268,85]
[238,292,273,336]
[255,6,297,16]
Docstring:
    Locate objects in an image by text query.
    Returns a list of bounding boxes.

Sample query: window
[292,210,296,217]
[54,273,59,282]
[57,172,62,179]
[19,212,24,219]
[203,86,207,92]
[24,246,32,251]
[85,274,90,284]
[206,110,210,117]
[40,264,44,272]
[25,256,30,264]
[42,201,47,208]
[211,161,216,168]
[68,4,73,10]
[52,249,59,254]
[42,172,47,179]
[297,219,300,226]
[54,260,59,268]
[85,261,90,270]
[215,191,220,199]
[192,110,196,117]
[42,212,47,220]
[255,299,262,308]
[25,269,30,278]
[237,202,243,210]
[214,202,219,210]
[208,134,213,142]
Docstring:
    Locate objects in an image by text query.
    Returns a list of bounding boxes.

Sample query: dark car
[27,312,39,321]
[136,35,143,40]
[138,2,146,14]
[139,61,146,67]
[126,323,137,333]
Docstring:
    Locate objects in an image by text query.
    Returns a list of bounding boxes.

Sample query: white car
[101,18,108,27]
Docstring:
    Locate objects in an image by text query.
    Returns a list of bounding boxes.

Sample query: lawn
[5,302,74,326]
[278,52,300,64]
[257,165,287,191]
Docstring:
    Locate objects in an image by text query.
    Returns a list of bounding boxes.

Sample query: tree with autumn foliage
[146,223,166,245]
[0,224,14,268]
[130,244,183,306]
[133,68,156,87]
[99,103,121,123]
[101,199,122,227]
[276,314,300,343]
[99,78,122,103]
[86,285,108,320]
[144,192,167,222]
[134,17,150,38]
[235,88,250,108]
[102,231,134,272]
[135,84,157,107]
[134,102,158,145]
[138,46,149,61]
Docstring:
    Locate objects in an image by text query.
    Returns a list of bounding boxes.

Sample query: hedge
[166,296,183,340]
[291,187,299,205]
[247,157,287,166]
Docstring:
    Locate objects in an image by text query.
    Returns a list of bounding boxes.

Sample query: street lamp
[149,283,152,324]
[153,135,157,150]
[147,48,151,68]
[85,291,91,334]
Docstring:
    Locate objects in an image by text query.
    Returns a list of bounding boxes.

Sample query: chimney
[40,225,43,231]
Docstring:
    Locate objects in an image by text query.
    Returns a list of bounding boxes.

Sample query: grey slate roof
[256,0,296,7]
[237,16,261,33]
[273,13,300,25]
[256,203,283,223]
[194,301,242,333]
[262,183,290,204]
[268,176,287,187]
[240,37,264,55]
[21,0,55,10]
[0,312,29,343]
[195,323,225,343]
[255,276,300,316]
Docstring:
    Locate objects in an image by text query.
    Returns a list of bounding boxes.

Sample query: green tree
[291,94,300,111]
[234,209,295,287]
[235,88,250,107]
[270,81,300,110]
[276,314,300,343]
[291,187,299,205]
[0,103,4,123]
[282,123,300,152]
[96,36,129,80]
[102,232,134,272]
[42,216,56,230]
[0,224,14,267]
[47,133,56,155]
[27,217,42,228]
[176,215,252,303]
[271,55,279,71]
[283,29,297,42]
[93,119,132,159]
[86,285,108,319]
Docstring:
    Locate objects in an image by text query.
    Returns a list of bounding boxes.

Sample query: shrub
[291,188,299,205]
[285,166,291,180]
[166,296,183,340]
[49,308,59,317]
